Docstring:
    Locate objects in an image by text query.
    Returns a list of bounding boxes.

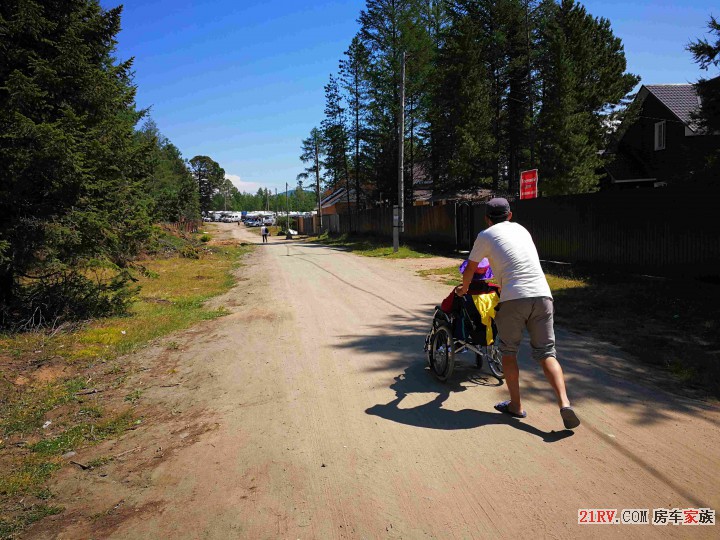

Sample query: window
[654,120,666,151]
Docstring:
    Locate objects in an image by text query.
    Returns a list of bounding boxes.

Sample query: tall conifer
[0,0,155,325]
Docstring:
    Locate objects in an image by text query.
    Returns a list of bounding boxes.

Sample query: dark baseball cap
[486,197,510,218]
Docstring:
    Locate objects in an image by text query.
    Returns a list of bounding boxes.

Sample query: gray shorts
[495,297,556,361]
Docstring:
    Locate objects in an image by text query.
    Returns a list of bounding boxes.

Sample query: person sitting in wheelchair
[439,258,499,346]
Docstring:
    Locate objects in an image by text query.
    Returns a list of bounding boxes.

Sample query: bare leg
[540,356,571,408]
[502,355,524,415]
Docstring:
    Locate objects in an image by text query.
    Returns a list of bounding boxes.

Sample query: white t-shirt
[468,221,551,302]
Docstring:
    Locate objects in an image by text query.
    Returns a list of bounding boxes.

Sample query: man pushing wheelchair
[457,198,580,430]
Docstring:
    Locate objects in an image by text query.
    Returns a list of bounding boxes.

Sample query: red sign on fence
[520,169,538,200]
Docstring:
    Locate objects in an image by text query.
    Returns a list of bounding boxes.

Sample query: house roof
[319,188,344,207]
[319,187,364,209]
[644,84,700,129]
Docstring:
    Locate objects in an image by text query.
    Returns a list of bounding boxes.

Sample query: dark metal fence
[331,185,720,277]
[510,187,720,276]
[338,204,456,245]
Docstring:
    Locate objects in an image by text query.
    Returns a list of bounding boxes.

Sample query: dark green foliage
[359,0,416,201]
[139,119,200,222]
[297,128,325,214]
[322,75,350,191]
[340,37,371,208]
[210,185,317,213]
[189,155,225,213]
[536,0,638,195]
[309,0,637,199]
[0,0,155,328]
[687,16,720,182]
[429,1,496,191]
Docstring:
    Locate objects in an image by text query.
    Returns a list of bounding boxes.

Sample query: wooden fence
[331,185,720,277]
[167,220,202,234]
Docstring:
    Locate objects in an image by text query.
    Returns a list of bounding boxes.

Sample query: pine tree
[321,75,350,191]
[359,0,416,202]
[340,36,371,208]
[688,16,720,133]
[429,1,497,191]
[535,0,637,194]
[297,128,325,222]
[189,155,225,213]
[321,75,353,227]
[0,0,156,326]
[687,16,720,181]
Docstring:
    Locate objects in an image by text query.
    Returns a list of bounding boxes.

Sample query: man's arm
[457,233,487,296]
[456,259,479,296]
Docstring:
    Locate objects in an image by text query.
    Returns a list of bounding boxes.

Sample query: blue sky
[108,0,718,194]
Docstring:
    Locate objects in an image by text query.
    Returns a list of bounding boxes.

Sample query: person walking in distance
[457,198,580,429]
[261,224,269,244]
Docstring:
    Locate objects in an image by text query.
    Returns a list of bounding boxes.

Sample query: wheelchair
[424,290,503,382]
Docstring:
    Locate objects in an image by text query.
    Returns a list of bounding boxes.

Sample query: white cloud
[226,173,264,194]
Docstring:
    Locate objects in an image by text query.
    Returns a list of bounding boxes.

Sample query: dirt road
[33,224,719,539]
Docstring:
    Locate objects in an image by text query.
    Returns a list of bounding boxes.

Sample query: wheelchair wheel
[429,323,455,382]
[476,344,504,379]
[486,344,504,379]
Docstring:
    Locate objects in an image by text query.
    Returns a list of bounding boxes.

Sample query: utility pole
[393,51,406,253]
[286,182,292,240]
[315,136,322,235]
[526,0,535,169]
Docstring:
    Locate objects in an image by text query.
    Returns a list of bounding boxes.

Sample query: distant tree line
[207,178,318,214]
[302,0,641,205]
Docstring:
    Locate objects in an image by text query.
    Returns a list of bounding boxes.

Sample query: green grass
[86,456,113,468]
[0,503,63,539]
[0,460,61,498]
[313,232,432,259]
[417,266,462,286]
[0,236,253,537]
[0,378,86,436]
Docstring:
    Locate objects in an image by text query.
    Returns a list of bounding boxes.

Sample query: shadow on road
[333,310,719,430]
[365,362,574,442]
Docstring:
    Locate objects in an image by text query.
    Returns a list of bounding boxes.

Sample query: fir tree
[0,0,156,326]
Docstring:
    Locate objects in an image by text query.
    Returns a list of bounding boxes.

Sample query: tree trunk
[0,266,15,324]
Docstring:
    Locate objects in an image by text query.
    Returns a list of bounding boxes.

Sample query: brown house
[318,187,359,215]
[603,83,719,189]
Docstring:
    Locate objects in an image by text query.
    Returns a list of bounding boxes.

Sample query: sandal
[494,400,527,419]
[560,406,580,429]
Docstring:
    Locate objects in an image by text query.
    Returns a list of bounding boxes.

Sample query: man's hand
[459,259,480,297]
